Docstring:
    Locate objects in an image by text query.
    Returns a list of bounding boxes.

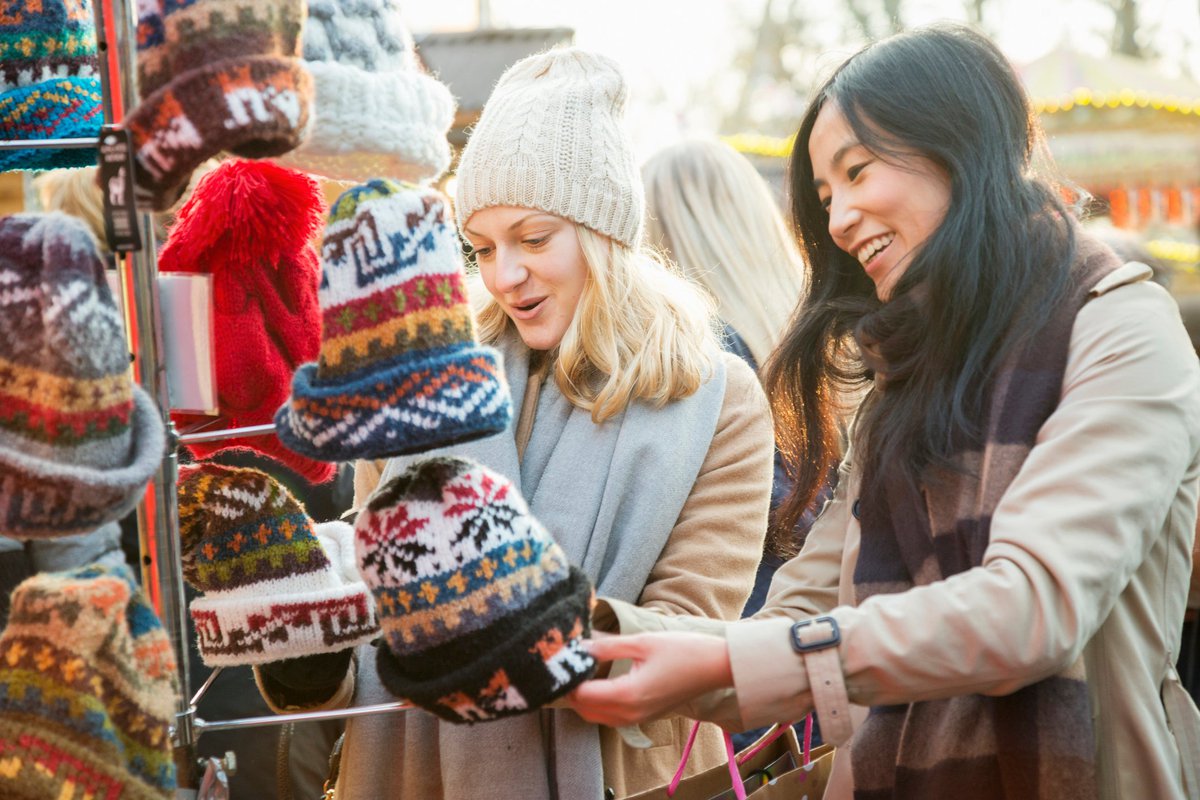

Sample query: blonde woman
[642,139,804,367]
[257,48,774,800]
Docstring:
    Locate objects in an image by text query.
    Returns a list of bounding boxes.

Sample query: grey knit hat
[279,0,455,183]
[454,47,644,248]
[0,213,165,538]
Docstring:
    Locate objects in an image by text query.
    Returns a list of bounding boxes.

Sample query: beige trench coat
[599,264,1200,799]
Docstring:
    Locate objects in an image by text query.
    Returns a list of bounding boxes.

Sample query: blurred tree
[1108,0,1145,57]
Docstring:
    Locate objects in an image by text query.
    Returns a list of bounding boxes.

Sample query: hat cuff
[375,566,595,723]
[274,345,512,462]
[190,580,378,666]
[127,55,312,211]
[279,61,453,183]
[0,76,102,172]
[0,387,165,538]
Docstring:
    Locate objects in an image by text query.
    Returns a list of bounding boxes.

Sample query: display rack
[0,0,417,792]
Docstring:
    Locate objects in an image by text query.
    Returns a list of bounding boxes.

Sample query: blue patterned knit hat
[0,213,165,538]
[0,0,102,171]
[356,456,595,723]
[274,180,512,461]
[0,563,178,798]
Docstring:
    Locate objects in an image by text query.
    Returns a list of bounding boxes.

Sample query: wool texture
[0,212,164,538]
[454,47,644,248]
[0,0,101,171]
[178,462,379,666]
[159,158,334,484]
[847,235,1121,799]
[275,179,512,462]
[279,0,454,183]
[357,456,595,723]
[126,0,313,210]
[0,563,178,800]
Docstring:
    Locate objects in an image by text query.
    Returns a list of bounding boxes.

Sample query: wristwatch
[789,616,853,745]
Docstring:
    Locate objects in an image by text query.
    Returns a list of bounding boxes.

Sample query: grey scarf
[340,331,728,799]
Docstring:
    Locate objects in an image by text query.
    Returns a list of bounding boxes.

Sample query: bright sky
[407,0,1200,159]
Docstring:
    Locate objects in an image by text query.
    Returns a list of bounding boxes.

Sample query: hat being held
[160,158,335,484]
[357,456,595,723]
[178,463,379,666]
[454,47,644,248]
[275,180,512,462]
[0,563,178,799]
[126,0,313,210]
[0,0,102,171]
[0,213,165,538]
[279,0,454,183]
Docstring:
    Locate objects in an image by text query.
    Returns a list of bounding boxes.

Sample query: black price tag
[98,125,142,253]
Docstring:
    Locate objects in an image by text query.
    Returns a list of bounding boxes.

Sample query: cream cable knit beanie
[454,47,644,248]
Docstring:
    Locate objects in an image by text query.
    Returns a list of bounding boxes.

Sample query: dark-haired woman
[569,24,1200,800]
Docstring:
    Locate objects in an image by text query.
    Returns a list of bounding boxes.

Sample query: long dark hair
[764,24,1076,536]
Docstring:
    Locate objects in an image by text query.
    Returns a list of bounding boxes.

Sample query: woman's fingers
[581,632,646,662]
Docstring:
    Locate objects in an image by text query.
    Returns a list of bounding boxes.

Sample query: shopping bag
[625,715,832,800]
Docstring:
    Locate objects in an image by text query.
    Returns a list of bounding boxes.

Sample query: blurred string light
[1034,86,1200,115]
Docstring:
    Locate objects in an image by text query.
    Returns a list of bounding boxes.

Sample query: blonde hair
[34,167,107,250]
[642,139,805,365]
[472,223,718,422]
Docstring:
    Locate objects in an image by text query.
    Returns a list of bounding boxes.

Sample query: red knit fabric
[161,159,335,483]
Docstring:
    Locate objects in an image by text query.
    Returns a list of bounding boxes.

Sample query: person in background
[255,47,775,800]
[570,24,1200,799]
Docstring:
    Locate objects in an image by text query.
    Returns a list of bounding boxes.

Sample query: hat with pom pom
[160,158,336,484]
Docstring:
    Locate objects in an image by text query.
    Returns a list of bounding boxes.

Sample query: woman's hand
[567,632,734,727]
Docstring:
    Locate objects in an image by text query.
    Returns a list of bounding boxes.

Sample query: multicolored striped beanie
[274,180,512,462]
[356,456,595,723]
[0,0,102,171]
[0,212,165,538]
[178,463,379,666]
[161,158,335,485]
[278,0,454,183]
[126,0,314,210]
[0,563,178,799]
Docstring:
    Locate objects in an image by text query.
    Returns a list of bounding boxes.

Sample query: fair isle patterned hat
[178,463,379,666]
[0,213,165,539]
[275,180,512,462]
[126,0,313,210]
[357,457,595,723]
[279,0,454,183]
[0,0,102,171]
[0,564,178,799]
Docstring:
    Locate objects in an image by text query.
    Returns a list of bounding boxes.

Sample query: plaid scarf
[849,235,1120,799]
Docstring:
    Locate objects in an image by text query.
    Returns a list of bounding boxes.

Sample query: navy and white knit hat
[0,564,178,799]
[279,0,454,183]
[0,0,102,171]
[178,463,379,666]
[356,456,595,723]
[274,180,512,462]
[0,213,165,538]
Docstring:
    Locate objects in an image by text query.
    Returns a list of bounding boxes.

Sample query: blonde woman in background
[643,139,804,368]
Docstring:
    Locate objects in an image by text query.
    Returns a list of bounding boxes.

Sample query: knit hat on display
[357,456,595,723]
[454,47,644,248]
[0,563,178,799]
[126,0,313,210]
[178,463,379,666]
[278,0,454,183]
[0,0,102,171]
[0,213,165,538]
[160,158,336,484]
[275,179,512,462]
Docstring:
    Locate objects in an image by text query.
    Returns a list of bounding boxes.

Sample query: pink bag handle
[667,714,816,799]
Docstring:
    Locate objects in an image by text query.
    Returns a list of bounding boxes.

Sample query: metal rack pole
[97,0,198,790]
[196,701,413,733]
